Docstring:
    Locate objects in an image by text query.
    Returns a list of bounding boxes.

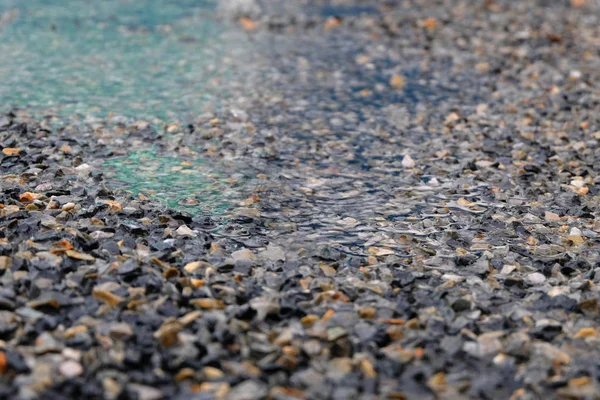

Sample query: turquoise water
[104,149,238,214]
[0,0,224,122]
[0,0,246,213]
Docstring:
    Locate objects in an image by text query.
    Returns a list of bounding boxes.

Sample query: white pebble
[59,360,83,378]
[525,272,546,285]
[402,155,415,168]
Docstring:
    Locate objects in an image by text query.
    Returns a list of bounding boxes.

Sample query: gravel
[2,0,600,399]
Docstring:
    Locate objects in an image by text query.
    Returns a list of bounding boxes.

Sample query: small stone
[66,250,95,262]
[249,296,279,320]
[231,248,256,262]
[574,327,598,338]
[475,62,489,73]
[104,200,122,212]
[75,163,92,174]
[301,315,319,326]
[544,211,561,221]
[175,225,196,237]
[567,233,585,245]
[27,295,60,310]
[92,288,123,307]
[62,348,81,361]
[324,16,342,30]
[493,353,511,366]
[154,321,181,347]
[190,279,205,288]
[445,112,460,124]
[402,155,415,168]
[235,208,260,218]
[109,322,134,340]
[456,198,475,207]
[368,247,395,256]
[442,274,465,282]
[525,272,546,285]
[532,342,571,364]
[203,366,225,380]
[319,264,336,277]
[191,298,225,310]
[175,368,195,382]
[227,380,268,400]
[359,359,376,378]
[1,205,19,216]
[422,16,438,31]
[90,231,114,240]
[570,227,583,236]
[327,327,348,342]
[0,352,6,374]
[184,260,212,273]
[569,376,591,387]
[358,306,377,319]
[578,298,598,313]
[548,286,569,297]
[103,378,122,400]
[166,124,180,132]
[35,332,63,354]
[390,75,405,90]
[64,325,88,339]
[452,298,471,312]
[463,332,503,358]
[428,372,447,391]
[59,360,83,378]
[378,318,405,325]
[2,148,20,156]
[19,192,40,203]
[127,383,163,400]
[178,311,203,326]
[0,256,12,270]
[239,17,257,31]
[262,244,285,262]
[61,202,76,211]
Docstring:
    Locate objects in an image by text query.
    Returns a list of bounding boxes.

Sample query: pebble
[109,322,134,340]
[401,155,415,168]
[175,224,196,237]
[227,380,268,400]
[127,384,163,400]
[525,272,546,285]
[59,360,84,378]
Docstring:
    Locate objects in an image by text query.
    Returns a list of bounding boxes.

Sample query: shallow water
[0,0,243,211]
[104,149,237,215]
[0,0,223,122]
[0,0,469,232]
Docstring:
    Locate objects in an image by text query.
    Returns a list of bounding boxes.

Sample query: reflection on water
[0,0,469,232]
[0,0,246,213]
[0,0,223,122]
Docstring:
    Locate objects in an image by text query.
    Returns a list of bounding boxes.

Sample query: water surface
[0,0,247,212]
[0,0,223,122]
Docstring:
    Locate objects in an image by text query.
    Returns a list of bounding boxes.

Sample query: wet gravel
[3,0,600,399]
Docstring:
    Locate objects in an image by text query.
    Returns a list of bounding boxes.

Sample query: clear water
[0,0,244,212]
[0,0,462,224]
[0,0,224,122]
[104,149,238,214]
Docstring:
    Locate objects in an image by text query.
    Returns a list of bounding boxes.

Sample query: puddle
[0,0,225,123]
[0,0,252,217]
[104,149,241,215]
[0,0,479,233]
